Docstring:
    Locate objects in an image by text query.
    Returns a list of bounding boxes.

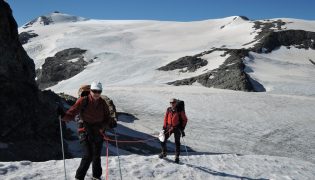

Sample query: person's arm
[62,97,83,122]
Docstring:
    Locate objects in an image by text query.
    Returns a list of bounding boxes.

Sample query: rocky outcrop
[19,31,38,45]
[253,30,315,53]
[239,16,250,21]
[253,20,286,32]
[37,48,88,89]
[0,0,70,161]
[250,20,315,52]
[157,56,208,72]
[168,49,255,91]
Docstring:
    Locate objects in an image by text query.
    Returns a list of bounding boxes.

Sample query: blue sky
[7,0,315,26]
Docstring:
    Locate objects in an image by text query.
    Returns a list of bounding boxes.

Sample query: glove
[181,131,185,137]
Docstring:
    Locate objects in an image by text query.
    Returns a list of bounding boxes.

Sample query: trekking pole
[113,128,123,180]
[181,136,190,162]
[58,115,67,180]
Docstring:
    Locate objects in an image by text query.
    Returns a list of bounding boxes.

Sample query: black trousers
[75,139,103,180]
[161,127,181,156]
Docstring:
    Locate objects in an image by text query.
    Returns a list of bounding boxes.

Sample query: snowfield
[245,47,315,96]
[1,154,315,180]
[2,13,314,179]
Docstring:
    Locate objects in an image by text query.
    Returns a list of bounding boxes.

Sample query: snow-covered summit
[22,11,87,29]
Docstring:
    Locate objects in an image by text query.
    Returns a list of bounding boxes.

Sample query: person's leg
[92,140,103,179]
[160,130,171,158]
[174,128,181,163]
[75,141,93,180]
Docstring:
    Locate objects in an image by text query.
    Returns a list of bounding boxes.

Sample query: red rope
[100,129,172,143]
[101,129,172,180]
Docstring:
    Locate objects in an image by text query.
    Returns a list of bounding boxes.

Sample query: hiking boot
[158,153,167,159]
[175,156,179,164]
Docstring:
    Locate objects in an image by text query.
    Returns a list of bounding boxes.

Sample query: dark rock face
[239,16,250,21]
[253,30,315,53]
[168,49,255,91]
[253,20,286,32]
[37,48,88,89]
[19,31,38,45]
[251,20,315,52]
[157,56,208,72]
[0,0,69,161]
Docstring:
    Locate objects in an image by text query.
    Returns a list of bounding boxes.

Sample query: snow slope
[245,47,315,96]
[20,15,256,77]
[1,154,315,180]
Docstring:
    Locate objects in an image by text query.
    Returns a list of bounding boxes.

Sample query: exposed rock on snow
[251,20,315,53]
[168,49,259,92]
[18,31,38,45]
[37,48,88,89]
[254,30,315,53]
[157,56,208,72]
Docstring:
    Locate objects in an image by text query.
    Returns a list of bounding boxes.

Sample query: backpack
[78,85,91,98]
[167,99,185,128]
[77,85,91,116]
[175,99,185,128]
[175,99,185,113]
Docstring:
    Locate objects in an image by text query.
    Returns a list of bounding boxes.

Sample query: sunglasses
[91,90,102,94]
[170,102,176,104]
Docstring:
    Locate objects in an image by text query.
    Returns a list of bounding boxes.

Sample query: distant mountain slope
[18,14,315,94]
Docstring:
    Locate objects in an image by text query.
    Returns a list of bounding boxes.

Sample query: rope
[102,136,158,143]
[101,129,171,143]
[99,128,172,180]
[58,115,67,180]
[114,129,123,180]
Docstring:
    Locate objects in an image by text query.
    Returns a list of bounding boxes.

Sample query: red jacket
[163,107,188,129]
[63,94,110,125]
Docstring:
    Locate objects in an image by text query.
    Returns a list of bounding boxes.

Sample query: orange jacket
[63,94,110,125]
[163,107,188,129]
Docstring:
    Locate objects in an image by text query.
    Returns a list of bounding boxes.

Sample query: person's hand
[181,131,185,137]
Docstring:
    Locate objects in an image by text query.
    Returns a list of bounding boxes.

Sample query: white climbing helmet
[90,81,102,91]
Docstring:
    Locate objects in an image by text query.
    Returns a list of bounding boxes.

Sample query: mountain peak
[22,12,87,29]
